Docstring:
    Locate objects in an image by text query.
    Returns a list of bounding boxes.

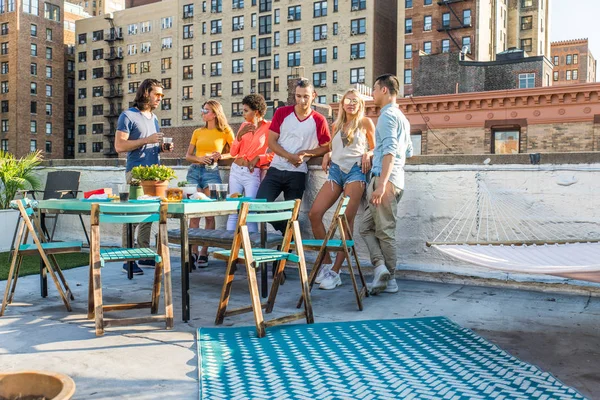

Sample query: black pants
[256,168,307,233]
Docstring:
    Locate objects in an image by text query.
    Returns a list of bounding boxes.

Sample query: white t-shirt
[269,106,331,173]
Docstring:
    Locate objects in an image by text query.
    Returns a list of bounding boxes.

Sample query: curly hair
[241,94,267,117]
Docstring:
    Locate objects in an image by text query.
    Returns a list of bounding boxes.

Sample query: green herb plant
[130,165,176,182]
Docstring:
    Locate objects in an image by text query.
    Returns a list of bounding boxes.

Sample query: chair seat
[213,248,300,264]
[168,228,283,248]
[99,248,161,266]
[19,241,83,253]
[293,239,355,249]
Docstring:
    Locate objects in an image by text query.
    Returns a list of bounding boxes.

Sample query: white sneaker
[314,263,333,284]
[370,264,391,295]
[384,278,398,293]
[319,270,342,290]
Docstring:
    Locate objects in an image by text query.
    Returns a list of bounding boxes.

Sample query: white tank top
[330,128,368,173]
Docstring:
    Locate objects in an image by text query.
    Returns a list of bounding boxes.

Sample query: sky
[551,0,600,79]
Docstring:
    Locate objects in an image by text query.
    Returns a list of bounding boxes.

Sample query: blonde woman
[185,100,234,268]
[308,89,375,290]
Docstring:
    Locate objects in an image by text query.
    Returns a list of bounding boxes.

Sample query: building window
[127,63,137,75]
[183,24,194,39]
[183,3,194,18]
[424,16,432,31]
[161,98,171,111]
[351,0,366,10]
[45,47,52,60]
[288,5,301,21]
[161,119,172,127]
[182,86,193,99]
[232,80,243,96]
[78,33,86,44]
[162,16,173,29]
[462,36,471,53]
[350,18,366,36]
[232,37,244,52]
[211,41,222,55]
[45,122,52,135]
[0,81,7,94]
[0,62,7,75]
[404,44,412,59]
[274,31,280,46]
[45,84,52,97]
[573,54,578,64]
[92,142,103,153]
[566,70,571,81]
[520,38,532,53]
[312,71,326,87]
[1,139,7,151]
[573,69,578,80]
[183,45,193,59]
[30,82,37,94]
[424,0,432,5]
[232,59,244,73]
[92,123,103,134]
[1,119,8,132]
[258,59,271,79]
[442,39,450,53]
[553,71,559,81]
[30,120,37,133]
[182,106,193,120]
[210,19,222,34]
[442,13,450,28]
[493,130,519,154]
[405,18,412,34]
[259,37,271,57]
[31,24,37,37]
[44,3,60,21]
[78,143,86,153]
[288,28,301,44]
[566,54,572,65]
[1,23,8,36]
[463,9,471,25]
[313,48,327,64]
[1,101,8,113]
[258,15,271,34]
[521,16,532,30]
[518,73,535,88]
[313,24,327,41]
[210,62,222,76]
[313,1,327,17]
[423,41,432,55]
[92,105,103,116]
[350,43,366,59]
[287,51,301,67]
[258,81,271,100]
[161,57,172,70]
[350,67,365,84]
[30,140,37,152]
[553,55,559,66]
[162,78,172,89]
[31,43,37,57]
[404,69,412,84]
[521,0,533,7]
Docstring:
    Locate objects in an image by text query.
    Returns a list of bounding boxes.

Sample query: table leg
[127,224,134,280]
[39,211,48,298]
[260,222,267,298]
[180,217,190,322]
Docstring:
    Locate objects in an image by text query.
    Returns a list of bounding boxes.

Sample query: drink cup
[163,137,173,151]
[217,184,228,201]
[209,183,218,200]
[118,184,130,202]
[205,153,218,170]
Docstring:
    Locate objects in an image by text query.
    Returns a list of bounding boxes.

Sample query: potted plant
[130,165,176,198]
[0,150,42,251]
[129,178,143,200]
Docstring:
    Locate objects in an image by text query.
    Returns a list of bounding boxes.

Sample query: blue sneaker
[122,262,143,275]
[138,259,156,267]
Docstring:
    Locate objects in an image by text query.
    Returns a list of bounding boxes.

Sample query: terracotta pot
[140,180,169,197]
[0,370,76,400]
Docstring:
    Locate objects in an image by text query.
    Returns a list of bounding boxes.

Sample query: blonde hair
[203,100,230,132]
[331,89,366,145]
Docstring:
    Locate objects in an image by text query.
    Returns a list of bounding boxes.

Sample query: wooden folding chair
[1,199,81,316]
[293,196,369,311]
[213,199,314,338]
[88,202,173,336]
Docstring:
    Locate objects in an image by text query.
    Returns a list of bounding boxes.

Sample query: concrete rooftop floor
[1,257,599,399]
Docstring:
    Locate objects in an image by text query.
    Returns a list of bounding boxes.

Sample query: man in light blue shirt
[360,74,412,295]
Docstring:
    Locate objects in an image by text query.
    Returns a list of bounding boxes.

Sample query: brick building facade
[414,49,553,96]
[551,39,597,86]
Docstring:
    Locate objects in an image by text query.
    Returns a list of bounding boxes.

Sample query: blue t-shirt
[117,107,161,172]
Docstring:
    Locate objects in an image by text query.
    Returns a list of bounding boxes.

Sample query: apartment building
[551,39,597,85]
[74,0,397,159]
[73,0,125,17]
[398,0,550,96]
[0,0,66,159]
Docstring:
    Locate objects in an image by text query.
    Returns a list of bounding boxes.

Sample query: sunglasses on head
[343,98,359,105]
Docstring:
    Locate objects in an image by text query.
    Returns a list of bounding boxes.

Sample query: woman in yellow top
[185,100,234,268]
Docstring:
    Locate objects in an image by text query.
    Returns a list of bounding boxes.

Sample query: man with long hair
[114,78,173,275]
[256,78,331,232]
[360,74,412,295]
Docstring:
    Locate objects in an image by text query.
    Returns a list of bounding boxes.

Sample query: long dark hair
[133,79,163,110]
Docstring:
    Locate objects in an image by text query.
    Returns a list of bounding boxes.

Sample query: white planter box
[0,208,19,252]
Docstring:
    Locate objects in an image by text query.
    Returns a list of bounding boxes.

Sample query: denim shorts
[186,164,222,189]
[327,162,366,188]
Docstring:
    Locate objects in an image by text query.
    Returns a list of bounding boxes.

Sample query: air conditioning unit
[210,71,216,76]
[211,28,217,34]
[211,92,217,97]
[182,96,188,100]
[350,30,357,36]
[351,6,359,11]
[95,55,101,60]
[287,15,294,21]
[182,115,189,119]
[350,54,356,60]
[233,24,239,30]
[320,82,326,87]
[321,33,327,39]
[161,69,166,73]
[238,24,244,29]
[232,4,238,8]
[79,95,85,99]
[210,8,217,12]
[358,78,365,83]
[250,88,255,93]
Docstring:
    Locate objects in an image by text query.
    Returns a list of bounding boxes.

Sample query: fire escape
[436,0,472,53]
[103,14,123,158]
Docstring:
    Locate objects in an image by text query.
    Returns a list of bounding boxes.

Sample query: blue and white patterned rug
[197,317,585,400]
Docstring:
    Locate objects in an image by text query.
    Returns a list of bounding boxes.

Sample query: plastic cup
[205,153,218,170]
[217,183,228,201]
[163,137,173,150]
[118,184,130,202]
[208,183,218,199]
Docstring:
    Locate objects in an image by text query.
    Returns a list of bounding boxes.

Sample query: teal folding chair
[292,196,369,311]
[213,199,314,338]
[88,202,173,336]
[1,199,81,316]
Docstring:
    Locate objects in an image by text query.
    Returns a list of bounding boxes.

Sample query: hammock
[427,173,600,283]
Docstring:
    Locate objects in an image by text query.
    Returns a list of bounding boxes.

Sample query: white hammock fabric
[430,174,600,280]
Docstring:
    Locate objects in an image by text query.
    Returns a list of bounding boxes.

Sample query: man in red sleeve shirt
[256,78,331,232]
